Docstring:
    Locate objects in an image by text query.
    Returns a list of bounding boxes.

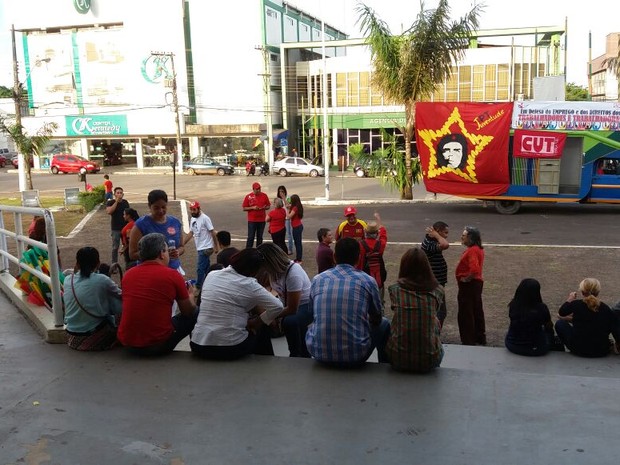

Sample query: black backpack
[361,240,387,288]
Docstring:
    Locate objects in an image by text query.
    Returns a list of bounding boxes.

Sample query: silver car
[272,157,325,177]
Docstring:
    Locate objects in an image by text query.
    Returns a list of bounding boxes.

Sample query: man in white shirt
[184,200,219,288]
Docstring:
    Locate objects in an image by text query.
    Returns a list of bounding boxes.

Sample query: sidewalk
[1,289,619,464]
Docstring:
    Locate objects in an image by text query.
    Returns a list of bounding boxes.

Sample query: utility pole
[256,45,274,168]
[151,51,182,200]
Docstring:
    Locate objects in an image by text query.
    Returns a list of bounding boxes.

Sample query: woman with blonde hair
[386,248,444,372]
[555,278,619,357]
[257,242,311,357]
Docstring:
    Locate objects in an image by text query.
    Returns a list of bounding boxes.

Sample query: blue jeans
[285,218,294,254]
[246,222,266,248]
[292,224,303,261]
[196,248,213,288]
[281,302,312,358]
[318,317,391,368]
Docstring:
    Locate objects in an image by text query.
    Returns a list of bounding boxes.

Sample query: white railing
[0,205,64,327]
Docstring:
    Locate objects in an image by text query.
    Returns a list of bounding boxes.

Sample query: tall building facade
[589,33,620,102]
[7,0,346,169]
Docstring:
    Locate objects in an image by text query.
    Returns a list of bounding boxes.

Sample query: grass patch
[1,196,94,237]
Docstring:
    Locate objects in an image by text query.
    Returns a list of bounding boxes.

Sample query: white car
[272,157,325,177]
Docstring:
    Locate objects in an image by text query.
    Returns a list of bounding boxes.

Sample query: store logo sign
[66,115,128,136]
[73,0,91,14]
[141,55,173,84]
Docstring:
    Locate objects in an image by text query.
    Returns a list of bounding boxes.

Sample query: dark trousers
[505,330,550,356]
[270,228,288,254]
[125,311,198,356]
[246,221,266,248]
[190,325,274,360]
[457,280,486,346]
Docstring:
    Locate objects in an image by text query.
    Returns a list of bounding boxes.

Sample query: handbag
[70,274,118,327]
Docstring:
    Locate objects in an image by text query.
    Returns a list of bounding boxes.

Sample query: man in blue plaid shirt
[305,237,390,367]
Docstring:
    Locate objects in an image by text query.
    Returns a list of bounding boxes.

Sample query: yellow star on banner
[418,107,494,183]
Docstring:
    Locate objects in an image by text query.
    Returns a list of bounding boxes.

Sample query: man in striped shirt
[421,221,450,327]
[305,237,390,367]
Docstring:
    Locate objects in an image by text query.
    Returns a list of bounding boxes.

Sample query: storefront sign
[66,115,128,136]
[513,130,566,158]
[73,0,91,14]
[512,101,620,130]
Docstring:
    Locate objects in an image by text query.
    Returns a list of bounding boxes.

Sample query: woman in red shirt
[119,208,139,269]
[266,198,288,254]
[287,194,304,263]
[455,226,486,346]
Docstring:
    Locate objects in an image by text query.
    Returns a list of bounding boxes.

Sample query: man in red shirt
[335,205,367,241]
[242,182,271,248]
[118,232,197,355]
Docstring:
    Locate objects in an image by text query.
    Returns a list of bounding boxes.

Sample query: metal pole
[321,18,330,200]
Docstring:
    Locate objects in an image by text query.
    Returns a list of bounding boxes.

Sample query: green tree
[357,0,481,199]
[350,130,422,194]
[0,116,58,190]
[565,82,590,101]
[0,86,13,98]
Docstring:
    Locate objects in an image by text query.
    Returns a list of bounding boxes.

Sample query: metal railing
[0,205,63,327]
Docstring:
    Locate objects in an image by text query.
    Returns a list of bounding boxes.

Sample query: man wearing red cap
[183,200,218,289]
[335,205,367,241]
[242,182,271,248]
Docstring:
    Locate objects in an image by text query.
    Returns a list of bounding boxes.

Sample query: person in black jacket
[505,278,553,356]
[555,278,620,357]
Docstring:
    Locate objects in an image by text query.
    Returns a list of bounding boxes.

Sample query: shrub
[78,185,105,212]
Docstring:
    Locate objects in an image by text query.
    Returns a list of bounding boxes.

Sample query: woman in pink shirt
[287,194,304,263]
[455,226,486,346]
[266,197,288,254]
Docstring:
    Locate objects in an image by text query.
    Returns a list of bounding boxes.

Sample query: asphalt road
[2,167,620,247]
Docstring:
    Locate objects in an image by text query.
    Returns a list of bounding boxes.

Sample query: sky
[0,0,618,88]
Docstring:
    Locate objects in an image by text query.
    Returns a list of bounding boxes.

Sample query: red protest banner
[513,129,566,158]
[416,102,513,196]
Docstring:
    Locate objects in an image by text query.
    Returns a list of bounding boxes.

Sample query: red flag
[513,129,566,158]
[416,102,513,196]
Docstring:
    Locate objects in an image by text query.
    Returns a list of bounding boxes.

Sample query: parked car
[50,154,100,174]
[0,154,6,168]
[11,155,33,169]
[272,157,325,177]
[183,157,235,176]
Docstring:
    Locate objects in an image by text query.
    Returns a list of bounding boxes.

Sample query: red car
[50,154,100,174]
[11,155,33,169]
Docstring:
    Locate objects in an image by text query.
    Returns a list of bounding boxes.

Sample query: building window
[286,17,294,26]
[336,73,346,106]
[266,8,278,19]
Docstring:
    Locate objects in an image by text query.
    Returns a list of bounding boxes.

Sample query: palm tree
[357,0,481,199]
[0,117,58,190]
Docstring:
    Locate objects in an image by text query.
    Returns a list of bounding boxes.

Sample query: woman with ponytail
[555,278,619,357]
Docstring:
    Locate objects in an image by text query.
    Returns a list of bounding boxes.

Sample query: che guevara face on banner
[415,102,513,196]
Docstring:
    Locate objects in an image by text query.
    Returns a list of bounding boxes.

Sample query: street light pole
[151,51,181,200]
[11,24,26,192]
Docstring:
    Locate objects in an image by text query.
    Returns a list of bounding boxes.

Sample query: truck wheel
[495,200,521,214]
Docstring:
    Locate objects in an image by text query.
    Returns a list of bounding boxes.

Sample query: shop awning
[273,129,289,141]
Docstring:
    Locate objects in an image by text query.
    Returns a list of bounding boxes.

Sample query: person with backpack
[359,212,387,302]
